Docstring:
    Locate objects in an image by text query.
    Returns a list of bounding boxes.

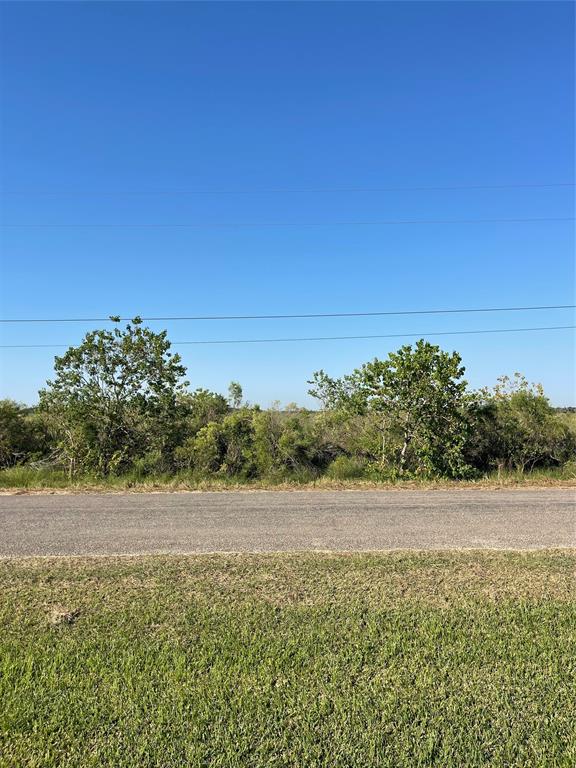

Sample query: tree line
[1,318,574,481]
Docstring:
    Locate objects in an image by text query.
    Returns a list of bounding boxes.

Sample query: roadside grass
[1,551,575,767]
[1,464,575,492]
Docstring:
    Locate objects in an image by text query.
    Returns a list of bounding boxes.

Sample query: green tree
[253,409,323,477]
[252,408,283,475]
[277,414,320,472]
[220,409,257,476]
[182,389,229,435]
[0,400,48,468]
[187,422,225,474]
[309,340,471,477]
[39,318,188,476]
[227,381,243,409]
[475,374,575,472]
[176,409,258,477]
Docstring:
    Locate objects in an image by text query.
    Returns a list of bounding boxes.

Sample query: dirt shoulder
[1,477,575,496]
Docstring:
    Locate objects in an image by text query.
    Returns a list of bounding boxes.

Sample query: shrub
[130,451,167,478]
[325,455,367,480]
[181,389,229,436]
[220,410,257,477]
[475,375,576,472]
[189,422,225,474]
[0,401,50,468]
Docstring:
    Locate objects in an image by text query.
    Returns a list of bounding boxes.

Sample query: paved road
[0,489,573,556]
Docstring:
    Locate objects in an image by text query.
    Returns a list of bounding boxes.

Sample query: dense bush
[326,455,368,480]
[38,318,189,476]
[2,322,574,481]
[309,340,472,478]
[0,400,51,468]
[467,375,576,473]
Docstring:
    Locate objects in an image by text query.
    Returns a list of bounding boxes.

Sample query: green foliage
[253,409,328,478]
[252,408,284,474]
[176,409,258,478]
[181,388,229,434]
[276,415,318,469]
[310,340,471,477]
[0,400,33,467]
[5,326,575,483]
[312,409,374,462]
[325,455,367,480]
[472,374,576,472]
[39,318,188,476]
[189,422,226,474]
[0,400,50,468]
[220,409,258,476]
[227,381,243,409]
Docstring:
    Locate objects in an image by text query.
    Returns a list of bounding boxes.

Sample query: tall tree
[227,381,243,409]
[309,340,470,477]
[39,318,188,475]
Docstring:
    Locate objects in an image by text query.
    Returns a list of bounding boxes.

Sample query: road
[0,489,573,556]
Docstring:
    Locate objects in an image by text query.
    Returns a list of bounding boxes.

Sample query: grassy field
[1,464,575,492]
[1,551,575,767]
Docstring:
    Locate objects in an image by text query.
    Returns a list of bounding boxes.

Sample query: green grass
[1,463,575,491]
[1,551,575,767]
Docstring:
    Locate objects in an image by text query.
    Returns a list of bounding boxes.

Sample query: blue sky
[1,1,574,406]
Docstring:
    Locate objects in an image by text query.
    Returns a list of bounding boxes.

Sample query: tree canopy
[309,340,471,477]
[0,325,572,481]
[39,318,188,475]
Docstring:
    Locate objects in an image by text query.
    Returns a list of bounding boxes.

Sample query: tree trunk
[399,434,410,475]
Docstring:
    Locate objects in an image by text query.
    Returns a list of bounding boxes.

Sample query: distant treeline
[1,319,574,481]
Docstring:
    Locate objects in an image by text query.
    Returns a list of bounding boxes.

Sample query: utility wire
[2,216,574,229]
[0,304,574,325]
[4,181,575,196]
[1,325,574,349]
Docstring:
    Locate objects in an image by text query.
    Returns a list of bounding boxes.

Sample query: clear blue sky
[1,1,574,406]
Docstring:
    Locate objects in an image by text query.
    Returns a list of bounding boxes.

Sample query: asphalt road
[0,489,574,556]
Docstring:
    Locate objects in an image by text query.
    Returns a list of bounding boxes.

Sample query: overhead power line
[1,325,573,349]
[3,181,575,196]
[0,304,574,325]
[2,216,574,229]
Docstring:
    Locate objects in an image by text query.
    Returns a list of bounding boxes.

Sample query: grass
[1,551,575,766]
[1,464,575,492]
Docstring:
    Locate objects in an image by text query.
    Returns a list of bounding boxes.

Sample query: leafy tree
[461,399,501,473]
[309,340,471,477]
[186,422,225,474]
[252,408,284,475]
[0,400,48,468]
[277,414,320,471]
[253,408,328,477]
[475,374,576,472]
[311,408,372,463]
[173,389,230,470]
[220,409,257,476]
[228,381,243,409]
[4,329,574,482]
[182,389,229,435]
[176,409,258,477]
[39,318,188,476]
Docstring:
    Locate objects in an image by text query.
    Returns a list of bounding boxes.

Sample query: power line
[175,325,576,346]
[3,182,575,196]
[2,216,574,229]
[1,325,574,349]
[1,304,574,325]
